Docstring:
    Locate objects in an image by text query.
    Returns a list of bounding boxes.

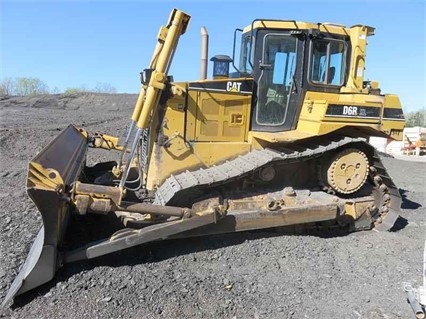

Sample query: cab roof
[242,20,375,37]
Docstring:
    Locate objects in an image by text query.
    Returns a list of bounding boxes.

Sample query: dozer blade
[3,125,88,306]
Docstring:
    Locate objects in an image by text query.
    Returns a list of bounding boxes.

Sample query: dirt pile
[0,94,425,318]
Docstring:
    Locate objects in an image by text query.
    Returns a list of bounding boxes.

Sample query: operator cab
[231,20,351,132]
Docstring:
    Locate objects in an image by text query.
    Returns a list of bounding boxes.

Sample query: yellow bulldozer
[4,8,405,304]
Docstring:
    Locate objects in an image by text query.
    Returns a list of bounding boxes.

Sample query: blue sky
[1,1,425,112]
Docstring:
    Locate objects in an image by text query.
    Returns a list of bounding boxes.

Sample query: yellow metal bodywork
[92,133,124,151]
[186,90,251,142]
[146,83,253,189]
[242,21,351,36]
[147,86,404,189]
[381,94,406,139]
[133,10,190,129]
[27,162,64,192]
[142,17,404,191]
[296,91,404,140]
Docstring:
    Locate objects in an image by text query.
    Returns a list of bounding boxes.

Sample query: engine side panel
[146,87,252,190]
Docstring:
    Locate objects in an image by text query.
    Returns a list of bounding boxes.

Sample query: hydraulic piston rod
[119,9,190,189]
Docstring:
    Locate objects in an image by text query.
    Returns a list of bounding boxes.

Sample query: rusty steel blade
[3,125,88,305]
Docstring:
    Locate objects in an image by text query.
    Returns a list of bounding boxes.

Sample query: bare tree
[0,77,16,95]
[93,82,117,94]
[50,86,61,94]
[406,111,425,127]
[1,77,118,96]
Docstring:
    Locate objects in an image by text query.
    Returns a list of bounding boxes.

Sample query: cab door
[251,31,304,132]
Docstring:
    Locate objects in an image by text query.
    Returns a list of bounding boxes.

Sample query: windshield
[256,34,297,126]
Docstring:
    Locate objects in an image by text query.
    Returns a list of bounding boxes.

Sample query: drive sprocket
[322,148,369,194]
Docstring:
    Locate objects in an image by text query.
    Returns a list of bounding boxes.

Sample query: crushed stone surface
[0,93,425,318]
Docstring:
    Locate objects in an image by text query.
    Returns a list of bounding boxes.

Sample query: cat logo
[226,81,242,92]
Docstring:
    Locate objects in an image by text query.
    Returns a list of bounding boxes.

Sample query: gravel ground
[0,94,425,319]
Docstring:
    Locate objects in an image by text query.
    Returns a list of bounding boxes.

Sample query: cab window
[239,35,254,74]
[310,39,346,86]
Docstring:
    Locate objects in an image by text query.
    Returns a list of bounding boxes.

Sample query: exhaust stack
[201,26,209,80]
